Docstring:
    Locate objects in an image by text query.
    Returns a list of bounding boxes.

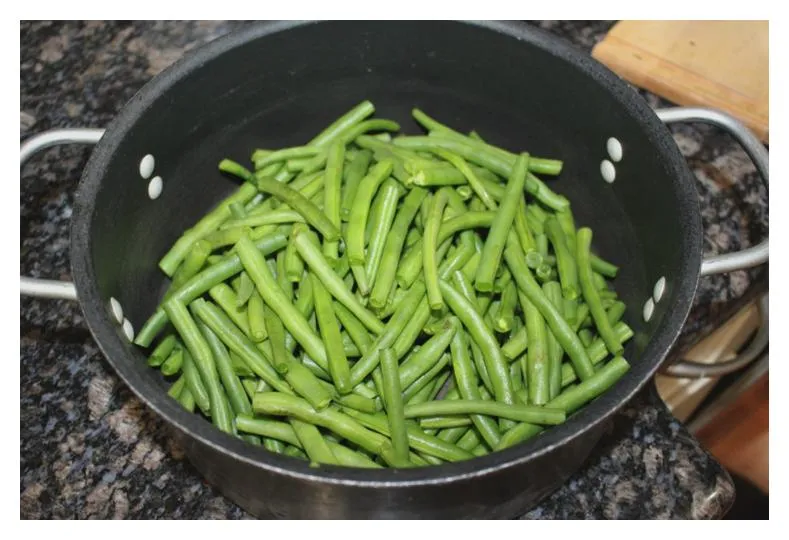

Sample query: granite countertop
[20,21,768,519]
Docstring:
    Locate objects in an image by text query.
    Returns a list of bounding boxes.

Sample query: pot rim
[71,20,702,488]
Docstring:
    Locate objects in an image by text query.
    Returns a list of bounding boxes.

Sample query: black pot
[20,21,768,519]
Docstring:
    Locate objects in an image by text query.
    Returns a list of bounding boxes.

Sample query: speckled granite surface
[21,21,767,519]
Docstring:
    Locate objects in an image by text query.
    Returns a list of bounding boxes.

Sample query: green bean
[253,146,323,170]
[398,317,457,387]
[190,298,291,394]
[197,321,252,417]
[439,279,513,407]
[253,393,387,456]
[229,201,246,220]
[164,298,233,433]
[590,254,619,278]
[513,197,537,255]
[294,271,315,318]
[177,387,196,413]
[379,348,409,463]
[275,250,294,302]
[251,174,339,241]
[404,400,564,425]
[577,228,623,356]
[284,228,305,283]
[321,141,344,261]
[290,419,338,465]
[240,377,257,401]
[236,235,328,367]
[495,281,518,333]
[293,229,384,334]
[220,210,307,232]
[342,409,473,462]
[510,361,524,393]
[424,189,450,310]
[501,326,528,360]
[451,270,479,312]
[341,149,374,221]
[204,226,254,250]
[166,239,212,299]
[160,348,184,376]
[544,217,579,300]
[364,179,401,290]
[420,417,472,429]
[235,272,256,307]
[158,182,259,276]
[572,303,591,333]
[330,443,383,469]
[310,273,352,394]
[282,445,307,459]
[181,349,210,415]
[148,335,178,367]
[369,187,428,309]
[520,292,548,406]
[592,271,608,292]
[449,328,501,448]
[560,322,634,387]
[504,233,595,381]
[246,292,267,343]
[167,375,186,400]
[607,301,627,325]
[347,159,393,270]
[402,353,451,404]
[579,329,595,347]
[475,153,528,292]
[333,301,373,356]
[430,149,497,210]
[498,357,630,450]
[350,281,427,385]
[208,283,251,337]
[542,281,565,400]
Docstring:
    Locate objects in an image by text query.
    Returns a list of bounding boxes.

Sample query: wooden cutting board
[592,21,769,142]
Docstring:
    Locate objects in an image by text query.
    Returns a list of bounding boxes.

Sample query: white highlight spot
[600,160,616,183]
[109,297,123,324]
[148,176,163,199]
[607,137,623,162]
[139,154,155,179]
[653,276,666,303]
[643,298,655,323]
[122,318,134,342]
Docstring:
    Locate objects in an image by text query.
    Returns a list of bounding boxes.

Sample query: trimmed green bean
[198,321,252,417]
[246,291,267,343]
[439,279,514,406]
[284,228,305,283]
[236,235,328,367]
[521,292,549,405]
[160,348,183,376]
[405,400,564,425]
[235,272,256,307]
[167,375,186,400]
[208,283,251,337]
[590,254,619,278]
[253,392,387,456]
[504,233,595,381]
[498,356,630,450]
[475,153,528,292]
[577,228,623,356]
[164,298,233,433]
[181,349,210,414]
[333,301,373,356]
[148,334,178,367]
[311,273,352,394]
[347,159,393,269]
[561,321,634,386]
[380,348,409,463]
[501,326,528,360]
[293,228,384,334]
[177,387,196,413]
[369,187,428,309]
[544,217,579,300]
[166,239,212,299]
[322,141,345,261]
[423,189,449,310]
[342,409,473,462]
[364,178,401,290]
[607,301,627,325]
[542,281,565,400]
[290,419,338,465]
[495,281,518,333]
[341,148,374,221]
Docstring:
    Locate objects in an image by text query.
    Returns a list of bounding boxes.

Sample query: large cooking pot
[20,21,768,518]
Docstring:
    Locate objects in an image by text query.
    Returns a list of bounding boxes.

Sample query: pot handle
[20,128,105,301]
[656,108,768,378]
[655,107,768,276]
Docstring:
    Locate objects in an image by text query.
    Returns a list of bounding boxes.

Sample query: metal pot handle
[655,107,769,378]
[20,128,105,301]
[655,107,768,276]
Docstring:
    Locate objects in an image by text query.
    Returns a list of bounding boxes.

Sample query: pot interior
[75,20,700,474]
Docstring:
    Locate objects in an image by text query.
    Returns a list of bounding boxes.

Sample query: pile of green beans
[135,101,632,467]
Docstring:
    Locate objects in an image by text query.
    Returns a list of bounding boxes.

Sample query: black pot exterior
[71,21,702,518]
